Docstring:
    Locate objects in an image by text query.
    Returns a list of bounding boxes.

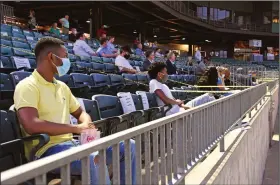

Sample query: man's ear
[47,52,53,61]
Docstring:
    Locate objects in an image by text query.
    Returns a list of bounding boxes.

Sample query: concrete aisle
[262,109,279,185]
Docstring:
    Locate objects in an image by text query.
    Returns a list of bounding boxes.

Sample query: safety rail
[0,3,14,23]
[162,1,272,33]
[2,80,277,185]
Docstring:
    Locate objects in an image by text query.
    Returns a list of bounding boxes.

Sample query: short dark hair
[100,38,108,45]
[34,37,64,60]
[76,32,84,39]
[148,62,167,79]
[145,50,154,58]
[120,45,131,54]
[155,48,160,52]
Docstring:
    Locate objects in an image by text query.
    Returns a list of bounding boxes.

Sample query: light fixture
[182,38,185,40]
[86,20,90,23]
[154,35,157,38]
[133,30,137,34]
[205,40,212,42]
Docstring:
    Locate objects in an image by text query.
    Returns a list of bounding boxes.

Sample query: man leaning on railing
[13,37,136,185]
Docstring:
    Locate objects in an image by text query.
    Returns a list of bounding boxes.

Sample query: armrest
[160,104,172,116]
[22,134,50,161]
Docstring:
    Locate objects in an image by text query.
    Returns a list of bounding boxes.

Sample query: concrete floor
[262,109,279,185]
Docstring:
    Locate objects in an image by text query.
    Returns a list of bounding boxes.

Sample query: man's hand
[181,104,191,110]
[175,99,184,105]
[74,122,95,134]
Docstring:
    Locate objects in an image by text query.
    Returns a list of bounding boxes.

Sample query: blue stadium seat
[1,47,14,56]
[12,41,31,50]
[91,56,102,63]
[28,58,36,68]
[90,73,110,94]
[108,74,125,92]
[0,74,14,109]
[0,56,15,68]
[1,39,12,47]
[11,37,27,43]
[12,32,26,40]
[68,54,80,62]
[1,24,12,32]
[75,62,93,70]
[29,42,37,50]
[128,60,135,66]
[13,48,34,58]
[104,63,116,73]
[92,95,132,134]
[0,73,14,91]
[122,73,138,93]
[79,56,91,62]
[9,57,33,70]
[22,30,34,37]
[10,71,32,88]
[102,57,112,63]
[136,74,149,91]
[33,32,43,38]
[92,62,105,72]
[67,49,74,54]
[131,94,148,124]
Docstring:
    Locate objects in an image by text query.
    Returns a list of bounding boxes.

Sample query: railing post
[220,102,225,152]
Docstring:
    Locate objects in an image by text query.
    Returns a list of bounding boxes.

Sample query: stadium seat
[108,74,125,93]
[79,56,91,62]
[1,47,14,56]
[33,32,43,38]
[10,71,32,88]
[12,41,31,50]
[91,56,102,63]
[128,60,135,66]
[1,39,12,47]
[131,94,148,124]
[92,95,133,135]
[92,62,105,72]
[122,73,138,93]
[75,62,93,70]
[12,32,26,40]
[90,73,110,94]
[11,36,27,43]
[1,56,15,68]
[101,57,112,63]
[67,49,74,54]
[104,63,116,73]
[69,54,80,62]
[13,48,34,58]
[136,74,149,91]
[28,58,36,69]
[29,42,37,50]
[22,30,34,37]
[1,24,12,32]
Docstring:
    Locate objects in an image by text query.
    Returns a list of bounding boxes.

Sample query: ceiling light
[133,30,137,34]
[205,40,212,42]
[154,35,157,38]
[86,20,90,23]
[182,38,185,40]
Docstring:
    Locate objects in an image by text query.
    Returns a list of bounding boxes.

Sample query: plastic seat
[12,41,31,50]
[1,24,12,32]
[75,62,93,70]
[1,39,12,47]
[108,74,125,93]
[92,95,132,135]
[1,47,14,56]
[128,60,135,66]
[79,56,91,62]
[90,73,110,94]
[102,57,112,63]
[28,58,37,69]
[12,32,26,40]
[104,63,115,73]
[67,49,74,54]
[0,73,14,109]
[91,56,102,63]
[13,48,34,58]
[131,94,148,124]
[10,71,32,88]
[33,32,43,38]
[122,73,138,93]
[69,54,80,62]
[92,62,105,72]
[11,36,27,43]
[136,74,149,91]
[1,56,15,68]
[23,30,34,37]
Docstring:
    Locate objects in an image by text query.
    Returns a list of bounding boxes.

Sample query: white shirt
[115,55,133,71]
[73,39,95,57]
[149,79,180,116]
[195,50,201,61]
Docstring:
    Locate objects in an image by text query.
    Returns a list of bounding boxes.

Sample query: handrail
[1,3,14,24]
[162,1,273,33]
[1,80,278,185]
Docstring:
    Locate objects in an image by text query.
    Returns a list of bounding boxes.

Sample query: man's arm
[81,42,96,56]
[17,107,83,136]
[101,53,118,58]
[121,67,137,74]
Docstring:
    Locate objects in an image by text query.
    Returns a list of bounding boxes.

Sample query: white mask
[221,74,225,78]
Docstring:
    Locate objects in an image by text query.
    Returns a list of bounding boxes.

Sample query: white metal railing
[0,3,14,23]
[1,81,278,185]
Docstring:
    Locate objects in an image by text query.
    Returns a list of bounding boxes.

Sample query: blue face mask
[52,54,71,77]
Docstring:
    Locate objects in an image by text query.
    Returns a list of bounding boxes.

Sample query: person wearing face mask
[166,51,177,75]
[115,45,137,74]
[148,62,191,116]
[143,50,155,71]
[73,32,96,57]
[13,37,136,185]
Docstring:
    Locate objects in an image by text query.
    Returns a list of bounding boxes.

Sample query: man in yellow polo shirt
[14,37,136,185]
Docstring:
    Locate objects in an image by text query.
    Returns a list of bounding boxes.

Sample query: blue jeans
[39,140,136,185]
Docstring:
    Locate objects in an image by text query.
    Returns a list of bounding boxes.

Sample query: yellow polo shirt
[14,70,80,157]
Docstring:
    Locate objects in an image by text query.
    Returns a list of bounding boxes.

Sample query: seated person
[166,51,177,75]
[148,62,190,116]
[107,36,117,53]
[155,48,163,58]
[69,28,77,42]
[115,45,137,74]
[73,32,96,57]
[49,22,60,36]
[217,67,226,91]
[143,50,154,71]
[14,37,136,185]
[97,38,118,58]
[135,43,144,56]
[196,57,208,75]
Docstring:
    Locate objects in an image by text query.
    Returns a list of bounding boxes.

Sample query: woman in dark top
[165,51,177,75]
[143,50,154,71]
